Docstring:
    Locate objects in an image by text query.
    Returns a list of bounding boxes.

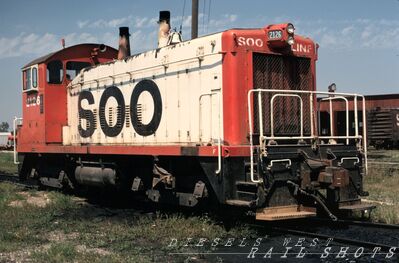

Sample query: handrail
[270,94,303,139]
[216,92,222,175]
[361,96,368,174]
[247,89,368,182]
[199,93,214,141]
[13,117,22,165]
[319,96,349,144]
[198,92,222,175]
[247,90,262,183]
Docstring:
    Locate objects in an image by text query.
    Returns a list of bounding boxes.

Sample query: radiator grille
[253,53,312,137]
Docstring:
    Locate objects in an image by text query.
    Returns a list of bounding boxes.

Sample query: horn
[99,44,107,52]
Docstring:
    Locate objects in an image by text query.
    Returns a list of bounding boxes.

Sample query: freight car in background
[0,132,14,150]
[14,4,374,222]
[367,108,399,149]
[0,132,9,147]
[318,93,399,149]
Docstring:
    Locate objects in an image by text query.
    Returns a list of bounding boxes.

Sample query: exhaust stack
[117,27,131,60]
[158,11,171,48]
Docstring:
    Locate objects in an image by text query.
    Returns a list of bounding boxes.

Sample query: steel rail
[270,226,394,251]
[309,217,399,230]
[0,174,38,190]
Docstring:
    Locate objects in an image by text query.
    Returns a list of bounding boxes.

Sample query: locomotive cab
[17,44,117,148]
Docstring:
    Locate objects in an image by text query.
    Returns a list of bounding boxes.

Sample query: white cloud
[0,33,58,59]
[134,17,149,28]
[78,15,158,29]
[0,32,111,59]
[64,32,98,44]
[300,19,399,51]
[4,15,397,61]
[169,13,239,36]
[77,20,89,29]
[341,26,354,36]
[77,13,239,37]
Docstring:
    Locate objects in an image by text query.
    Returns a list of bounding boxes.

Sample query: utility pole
[191,0,199,39]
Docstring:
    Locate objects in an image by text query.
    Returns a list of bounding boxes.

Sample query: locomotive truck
[15,9,373,221]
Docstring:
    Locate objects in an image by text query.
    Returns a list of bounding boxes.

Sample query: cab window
[32,67,38,88]
[47,60,63,84]
[23,68,31,90]
[66,61,91,81]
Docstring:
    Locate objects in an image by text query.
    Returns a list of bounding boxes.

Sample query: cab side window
[47,60,63,84]
[32,67,38,88]
[66,61,91,81]
[23,69,31,90]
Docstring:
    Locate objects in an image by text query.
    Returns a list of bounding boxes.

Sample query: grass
[0,150,398,261]
[0,182,255,262]
[364,150,399,224]
[0,151,17,174]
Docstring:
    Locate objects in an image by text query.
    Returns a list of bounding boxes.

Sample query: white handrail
[257,91,264,148]
[247,90,261,183]
[198,92,222,175]
[199,93,214,142]
[216,92,222,175]
[362,96,368,174]
[270,94,303,139]
[247,89,369,182]
[13,117,22,165]
[319,96,349,144]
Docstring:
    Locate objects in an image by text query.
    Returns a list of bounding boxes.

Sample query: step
[256,205,317,221]
[339,203,376,211]
[236,180,258,187]
[244,161,258,166]
[237,180,258,191]
[237,190,257,201]
[225,199,254,207]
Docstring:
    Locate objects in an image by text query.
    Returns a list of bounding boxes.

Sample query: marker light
[328,83,337,92]
[287,36,295,45]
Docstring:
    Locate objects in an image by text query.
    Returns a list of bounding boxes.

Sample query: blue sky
[0,0,398,126]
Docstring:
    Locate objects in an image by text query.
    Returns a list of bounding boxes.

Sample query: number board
[268,30,282,40]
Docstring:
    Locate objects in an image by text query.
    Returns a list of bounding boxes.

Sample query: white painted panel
[65,33,224,147]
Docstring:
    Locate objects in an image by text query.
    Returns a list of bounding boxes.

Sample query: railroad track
[251,218,399,253]
[270,226,394,252]
[311,217,399,230]
[0,173,39,189]
[2,173,399,254]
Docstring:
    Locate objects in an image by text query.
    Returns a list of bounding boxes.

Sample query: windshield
[66,61,91,81]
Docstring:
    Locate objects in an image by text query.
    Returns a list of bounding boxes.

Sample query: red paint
[18,44,117,151]
[17,144,251,157]
[221,28,317,146]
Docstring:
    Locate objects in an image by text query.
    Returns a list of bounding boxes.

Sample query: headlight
[287,36,295,45]
[286,23,295,34]
[328,83,337,92]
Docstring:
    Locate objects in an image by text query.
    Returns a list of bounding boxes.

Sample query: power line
[207,0,212,34]
[202,0,206,35]
[179,0,186,34]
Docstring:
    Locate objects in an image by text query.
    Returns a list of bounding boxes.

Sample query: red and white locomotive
[16,10,373,220]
